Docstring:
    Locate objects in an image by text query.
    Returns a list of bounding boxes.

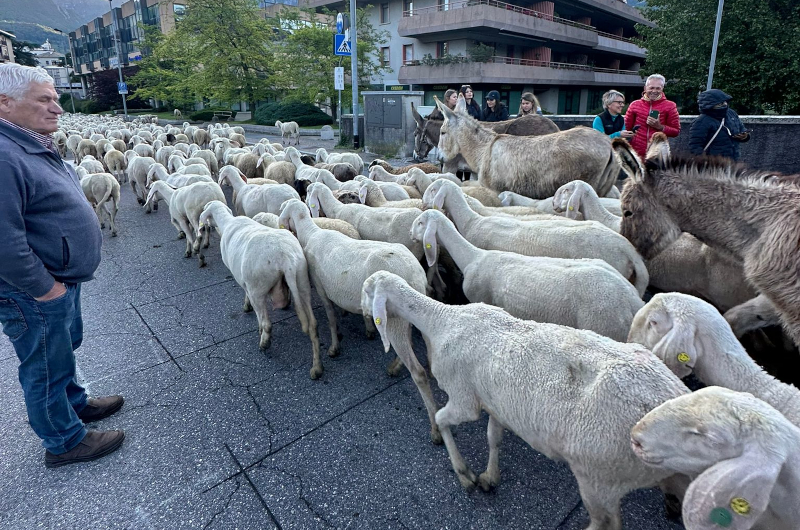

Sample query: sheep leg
[94,202,106,228]
[176,218,194,258]
[248,289,273,350]
[478,414,504,491]
[363,314,376,340]
[286,268,322,380]
[435,397,481,489]
[317,287,341,358]
[108,199,118,237]
[387,321,441,444]
[193,225,206,267]
[169,218,185,239]
[243,293,253,312]
[574,474,623,530]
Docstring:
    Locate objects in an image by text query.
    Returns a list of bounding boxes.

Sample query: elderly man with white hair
[623,73,681,158]
[0,63,125,468]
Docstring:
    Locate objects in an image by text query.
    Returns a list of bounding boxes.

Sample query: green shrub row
[254,102,333,127]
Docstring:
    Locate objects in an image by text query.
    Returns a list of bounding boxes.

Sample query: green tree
[636,0,800,114]
[129,24,198,109]
[265,6,390,116]
[11,40,37,66]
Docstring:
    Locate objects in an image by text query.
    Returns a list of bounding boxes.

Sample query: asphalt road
[0,132,686,530]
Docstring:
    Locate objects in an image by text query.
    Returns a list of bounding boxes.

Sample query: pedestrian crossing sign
[334,34,351,56]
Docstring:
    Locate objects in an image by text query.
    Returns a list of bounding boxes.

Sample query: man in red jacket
[624,74,681,159]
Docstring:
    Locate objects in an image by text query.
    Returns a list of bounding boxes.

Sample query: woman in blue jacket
[593,90,634,140]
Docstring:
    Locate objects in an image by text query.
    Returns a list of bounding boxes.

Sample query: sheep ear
[682,447,784,530]
[652,318,697,379]
[256,157,263,168]
[307,190,320,218]
[371,291,391,353]
[565,189,581,220]
[422,223,438,267]
[432,186,446,211]
[358,183,368,204]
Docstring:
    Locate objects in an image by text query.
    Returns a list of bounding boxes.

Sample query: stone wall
[548,115,800,174]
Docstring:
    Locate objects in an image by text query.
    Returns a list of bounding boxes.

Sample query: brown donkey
[616,133,800,349]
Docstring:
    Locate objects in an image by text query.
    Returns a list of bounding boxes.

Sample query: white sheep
[103,149,127,183]
[78,154,105,174]
[631,386,800,530]
[147,163,214,188]
[144,180,226,266]
[358,179,423,209]
[361,270,688,529]
[424,179,649,296]
[198,201,322,378]
[411,209,643,341]
[315,147,364,174]
[126,153,158,211]
[80,173,120,237]
[218,166,300,217]
[305,183,423,260]
[552,180,623,229]
[278,200,433,412]
[628,292,800,427]
[252,212,361,239]
[403,168,462,197]
[275,120,300,146]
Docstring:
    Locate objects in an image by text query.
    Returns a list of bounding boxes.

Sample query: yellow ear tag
[568,206,574,211]
[677,352,690,363]
[310,203,316,208]
[374,317,381,325]
[433,205,438,210]
[198,221,204,227]
[279,224,285,229]
[730,498,750,516]
[425,243,431,249]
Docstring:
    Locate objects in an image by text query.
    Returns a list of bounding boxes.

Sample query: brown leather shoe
[45,430,125,468]
[77,395,124,423]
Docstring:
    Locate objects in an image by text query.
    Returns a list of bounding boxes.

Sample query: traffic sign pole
[350,0,359,149]
[109,0,127,118]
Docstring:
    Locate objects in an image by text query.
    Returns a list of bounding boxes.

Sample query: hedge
[254,102,333,127]
[189,108,238,121]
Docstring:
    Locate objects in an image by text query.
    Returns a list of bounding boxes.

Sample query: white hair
[0,64,55,100]
[645,74,666,87]
[602,90,625,110]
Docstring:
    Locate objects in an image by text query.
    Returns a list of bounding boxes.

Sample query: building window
[403,44,413,65]
[380,3,389,23]
[403,0,413,15]
[436,41,448,58]
[173,4,186,20]
[381,47,390,67]
[437,0,449,11]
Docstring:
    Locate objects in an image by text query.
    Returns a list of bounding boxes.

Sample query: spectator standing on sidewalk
[593,90,634,140]
[459,85,482,120]
[427,88,458,120]
[481,90,509,122]
[517,92,543,117]
[0,63,125,468]
[689,88,750,161]
[624,74,681,158]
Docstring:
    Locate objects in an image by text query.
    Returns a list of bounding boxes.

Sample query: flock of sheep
[54,106,799,530]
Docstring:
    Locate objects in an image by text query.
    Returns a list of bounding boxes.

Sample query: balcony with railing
[398,54,642,86]
[398,0,646,56]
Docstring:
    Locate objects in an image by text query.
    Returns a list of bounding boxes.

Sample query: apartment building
[302,0,650,114]
[68,0,187,79]
[1,29,16,64]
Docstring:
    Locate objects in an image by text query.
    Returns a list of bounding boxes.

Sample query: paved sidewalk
[0,142,685,529]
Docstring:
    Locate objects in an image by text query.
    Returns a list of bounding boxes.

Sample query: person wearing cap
[481,90,508,122]
[689,88,750,161]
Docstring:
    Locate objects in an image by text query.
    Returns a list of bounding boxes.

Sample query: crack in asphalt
[223,443,283,530]
[202,479,242,530]
[131,303,184,371]
[272,465,336,528]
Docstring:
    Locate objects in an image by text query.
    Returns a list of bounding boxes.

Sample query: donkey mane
[652,153,790,191]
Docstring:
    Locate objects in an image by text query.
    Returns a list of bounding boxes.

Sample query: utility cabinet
[362,91,424,158]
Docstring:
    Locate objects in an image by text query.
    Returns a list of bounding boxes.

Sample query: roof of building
[0,29,17,39]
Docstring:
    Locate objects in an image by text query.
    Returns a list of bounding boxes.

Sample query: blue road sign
[334,34,351,57]
[117,82,128,95]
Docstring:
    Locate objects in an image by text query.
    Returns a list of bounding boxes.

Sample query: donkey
[616,132,800,349]
[434,96,620,198]
[411,103,559,173]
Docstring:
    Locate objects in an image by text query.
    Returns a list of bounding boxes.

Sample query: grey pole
[109,0,128,118]
[706,0,724,90]
[350,0,359,149]
[56,29,77,113]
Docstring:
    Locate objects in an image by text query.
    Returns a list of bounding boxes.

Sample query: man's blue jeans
[0,282,88,454]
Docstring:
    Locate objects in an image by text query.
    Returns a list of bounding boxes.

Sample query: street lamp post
[52,28,77,113]
[109,0,128,118]
[707,0,724,90]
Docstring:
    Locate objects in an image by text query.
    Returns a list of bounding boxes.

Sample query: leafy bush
[189,107,238,121]
[467,42,495,63]
[254,102,333,127]
[76,99,102,114]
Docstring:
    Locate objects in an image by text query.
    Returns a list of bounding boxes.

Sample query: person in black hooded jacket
[689,89,750,161]
[481,90,509,122]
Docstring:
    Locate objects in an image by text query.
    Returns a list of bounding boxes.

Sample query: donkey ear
[422,223,438,267]
[646,132,671,169]
[434,96,456,120]
[371,291,391,353]
[612,137,644,182]
[652,317,698,379]
[411,102,425,127]
[682,448,784,530]
[455,93,467,113]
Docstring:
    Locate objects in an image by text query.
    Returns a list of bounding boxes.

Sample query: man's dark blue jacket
[0,120,102,297]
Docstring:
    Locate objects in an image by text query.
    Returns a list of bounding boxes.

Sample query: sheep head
[631,387,790,530]
[410,210,441,267]
[306,183,324,218]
